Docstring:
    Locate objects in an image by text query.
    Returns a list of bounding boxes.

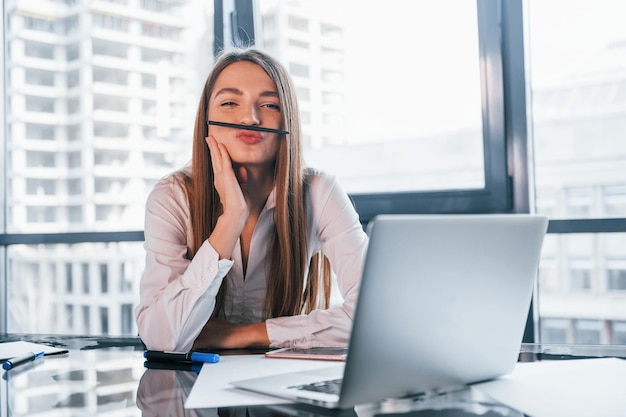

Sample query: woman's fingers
[206,135,229,173]
[206,135,250,220]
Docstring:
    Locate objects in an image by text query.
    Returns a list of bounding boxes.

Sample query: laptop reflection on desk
[231,214,548,409]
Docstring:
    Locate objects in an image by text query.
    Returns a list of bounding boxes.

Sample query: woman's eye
[221,101,237,107]
[263,103,281,111]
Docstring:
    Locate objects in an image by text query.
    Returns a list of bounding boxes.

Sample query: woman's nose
[239,105,260,126]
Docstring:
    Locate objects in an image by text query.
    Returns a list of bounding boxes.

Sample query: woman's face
[207,61,283,167]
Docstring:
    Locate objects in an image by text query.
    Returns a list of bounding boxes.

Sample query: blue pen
[144,350,220,364]
[2,351,45,371]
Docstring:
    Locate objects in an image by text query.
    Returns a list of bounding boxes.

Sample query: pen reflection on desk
[144,350,220,364]
[2,351,45,371]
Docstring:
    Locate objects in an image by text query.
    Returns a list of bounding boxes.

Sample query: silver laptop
[231,214,548,409]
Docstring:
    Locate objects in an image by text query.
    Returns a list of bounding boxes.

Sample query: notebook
[231,214,548,409]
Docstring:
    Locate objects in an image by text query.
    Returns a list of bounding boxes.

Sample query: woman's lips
[236,131,263,144]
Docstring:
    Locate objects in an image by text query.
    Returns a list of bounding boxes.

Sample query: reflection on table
[1,335,625,417]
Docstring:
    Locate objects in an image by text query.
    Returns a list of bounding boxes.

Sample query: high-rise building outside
[260,0,347,148]
[5,0,205,335]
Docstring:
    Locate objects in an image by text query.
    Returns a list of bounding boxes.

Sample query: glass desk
[1,334,625,417]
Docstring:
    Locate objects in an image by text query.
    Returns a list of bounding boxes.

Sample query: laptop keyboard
[289,378,343,395]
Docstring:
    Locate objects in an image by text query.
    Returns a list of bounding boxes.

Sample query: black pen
[207,120,290,135]
[2,351,45,371]
[144,350,220,364]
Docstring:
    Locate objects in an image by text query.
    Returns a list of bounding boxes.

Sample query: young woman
[135,48,368,352]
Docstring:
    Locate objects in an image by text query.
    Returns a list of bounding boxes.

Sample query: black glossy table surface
[1,334,625,417]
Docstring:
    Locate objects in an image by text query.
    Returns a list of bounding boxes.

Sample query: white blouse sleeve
[265,171,369,347]
[135,179,233,352]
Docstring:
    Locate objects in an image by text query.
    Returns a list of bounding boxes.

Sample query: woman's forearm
[193,320,270,350]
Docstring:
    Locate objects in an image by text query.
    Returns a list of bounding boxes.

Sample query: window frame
[0,0,519,334]
[352,0,513,222]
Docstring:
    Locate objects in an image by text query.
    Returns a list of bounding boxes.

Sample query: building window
[26,151,56,167]
[25,96,55,113]
[93,94,128,112]
[65,263,73,293]
[67,44,80,61]
[540,318,569,343]
[565,187,593,218]
[296,87,310,102]
[92,39,128,59]
[603,185,626,217]
[142,22,180,40]
[611,321,626,344]
[142,73,157,89]
[93,67,128,85]
[81,263,90,294]
[289,63,309,78]
[321,69,343,83]
[69,206,83,223]
[288,15,308,32]
[68,125,81,141]
[24,16,56,33]
[288,38,309,53]
[24,40,54,59]
[82,306,90,334]
[27,207,56,223]
[67,154,81,170]
[141,0,172,13]
[607,268,626,291]
[68,98,80,114]
[320,23,342,40]
[92,13,130,32]
[64,15,79,34]
[25,69,55,86]
[26,179,56,196]
[26,124,55,140]
[321,92,343,105]
[574,319,603,344]
[99,307,109,334]
[569,268,592,291]
[320,47,343,64]
[65,304,74,329]
[67,70,80,88]
[100,264,109,294]
[121,304,133,335]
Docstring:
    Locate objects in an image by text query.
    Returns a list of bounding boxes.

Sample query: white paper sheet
[0,341,68,361]
[184,354,342,409]
[473,357,626,417]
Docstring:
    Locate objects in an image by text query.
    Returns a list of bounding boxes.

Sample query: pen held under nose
[207,120,290,135]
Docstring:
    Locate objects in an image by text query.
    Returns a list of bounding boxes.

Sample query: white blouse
[135,168,369,352]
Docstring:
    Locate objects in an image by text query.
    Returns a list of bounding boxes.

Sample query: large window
[526,0,626,344]
[260,0,513,220]
[2,0,625,346]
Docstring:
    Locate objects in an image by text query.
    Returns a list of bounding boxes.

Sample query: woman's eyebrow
[214,87,243,97]
[260,91,279,98]
[214,88,279,98]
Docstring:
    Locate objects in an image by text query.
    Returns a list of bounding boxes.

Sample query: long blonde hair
[176,48,331,318]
